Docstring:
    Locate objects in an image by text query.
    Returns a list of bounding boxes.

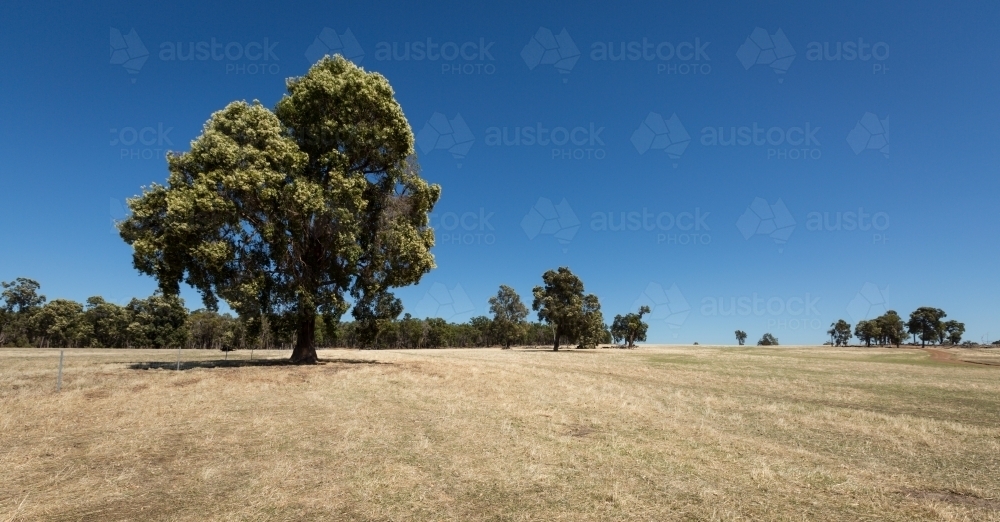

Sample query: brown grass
[1,345,999,521]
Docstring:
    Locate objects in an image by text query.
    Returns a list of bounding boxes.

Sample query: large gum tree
[119,56,440,363]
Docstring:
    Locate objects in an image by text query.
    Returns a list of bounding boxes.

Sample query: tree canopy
[118,56,440,363]
[531,267,606,351]
[828,319,852,346]
[907,307,946,347]
[489,285,529,349]
[757,333,779,346]
[611,306,650,348]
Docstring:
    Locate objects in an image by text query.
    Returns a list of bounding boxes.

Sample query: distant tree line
[4,275,987,351]
[827,307,969,347]
[0,278,189,349]
[0,268,618,351]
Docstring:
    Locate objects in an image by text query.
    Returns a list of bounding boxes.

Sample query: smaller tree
[757,333,778,346]
[84,297,131,348]
[576,294,607,348]
[0,278,46,346]
[532,267,601,351]
[124,293,189,348]
[908,307,946,347]
[828,319,852,346]
[611,306,650,348]
[944,320,965,345]
[735,330,747,346]
[875,310,907,347]
[854,320,883,347]
[1,278,46,314]
[488,285,529,349]
[469,315,493,347]
[354,293,403,349]
[29,299,90,348]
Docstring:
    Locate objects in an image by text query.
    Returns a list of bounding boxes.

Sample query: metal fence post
[57,350,64,392]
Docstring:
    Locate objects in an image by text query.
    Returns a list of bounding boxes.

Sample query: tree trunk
[553,326,560,352]
[290,311,318,364]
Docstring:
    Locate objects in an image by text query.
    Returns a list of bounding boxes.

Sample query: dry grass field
[2,345,999,521]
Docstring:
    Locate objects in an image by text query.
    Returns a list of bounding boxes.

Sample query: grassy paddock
[1,345,999,521]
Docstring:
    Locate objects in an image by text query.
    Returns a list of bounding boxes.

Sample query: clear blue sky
[1,0,998,344]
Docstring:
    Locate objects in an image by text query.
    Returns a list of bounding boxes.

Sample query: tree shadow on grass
[128,358,386,371]
[515,347,599,353]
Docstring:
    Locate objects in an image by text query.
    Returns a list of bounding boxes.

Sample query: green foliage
[327,316,552,349]
[827,319,853,346]
[611,306,650,348]
[943,320,965,345]
[0,279,191,348]
[757,333,779,346]
[576,294,608,348]
[187,309,246,350]
[532,267,606,351]
[124,293,190,348]
[118,56,439,363]
[29,299,89,348]
[876,311,907,347]
[488,285,528,349]
[734,330,747,346]
[84,297,131,348]
[0,278,46,346]
[854,319,880,347]
[907,307,946,346]
[353,292,403,347]
[2,278,46,313]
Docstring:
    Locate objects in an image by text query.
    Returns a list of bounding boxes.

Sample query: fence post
[176,346,181,371]
[57,350,64,392]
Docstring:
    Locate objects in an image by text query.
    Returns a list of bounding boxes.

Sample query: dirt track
[924,348,1000,366]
